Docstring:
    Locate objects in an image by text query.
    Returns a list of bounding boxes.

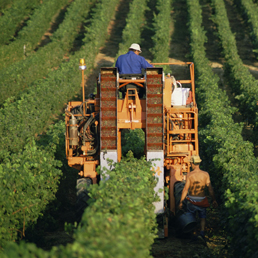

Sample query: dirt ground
[29,0,257,256]
[151,208,228,258]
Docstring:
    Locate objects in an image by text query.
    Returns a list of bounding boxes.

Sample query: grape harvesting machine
[65,59,199,237]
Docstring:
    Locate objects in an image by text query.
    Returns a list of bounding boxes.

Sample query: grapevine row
[150,0,172,73]
[187,0,258,256]
[2,153,158,258]
[0,0,16,11]
[0,0,95,105]
[211,0,258,131]
[114,0,149,62]
[234,0,258,53]
[0,0,70,70]
[0,0,120,244]
[0,122,64,245]
[0,0,121,155]
[0,0,41,45]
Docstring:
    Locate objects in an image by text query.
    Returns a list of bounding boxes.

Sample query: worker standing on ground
[115,43,153,74]
[179,155,218,242]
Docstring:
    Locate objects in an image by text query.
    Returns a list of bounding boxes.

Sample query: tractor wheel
[75,177,92,222]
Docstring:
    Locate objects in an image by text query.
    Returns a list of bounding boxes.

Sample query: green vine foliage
[234,0,258,57]
[0,0,70,70]
[0,138,62,245]
[0,0,15,11]
[0,119,77,247]
[4,0,258,256]
[0,0,120,157]
[211,0,258,130]
[1,153,159,258]
[0,0,130,253]
[71,153,158,258]
[0,0,95,105]
[151,0,172,74]
[187,0,258,256]
[0,0,41,45]
[121,129,145,158]
[114,0,149,63]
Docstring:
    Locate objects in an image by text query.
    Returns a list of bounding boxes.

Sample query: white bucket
[171,81,190,106]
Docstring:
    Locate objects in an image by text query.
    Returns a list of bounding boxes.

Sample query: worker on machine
[115,43,153,74]
[179,155,218,243]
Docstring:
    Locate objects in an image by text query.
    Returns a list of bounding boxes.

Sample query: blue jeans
[187,201,207,219]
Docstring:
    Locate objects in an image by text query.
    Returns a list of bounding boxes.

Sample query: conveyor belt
[100,68,117,150]
[146,68,164,151]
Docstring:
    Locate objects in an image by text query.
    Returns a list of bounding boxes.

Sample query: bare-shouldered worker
[179,155,218,242]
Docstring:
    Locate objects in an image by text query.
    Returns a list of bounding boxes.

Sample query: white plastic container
[171,81,190,106]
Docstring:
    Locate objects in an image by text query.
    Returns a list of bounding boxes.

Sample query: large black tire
[75,177,92,222]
